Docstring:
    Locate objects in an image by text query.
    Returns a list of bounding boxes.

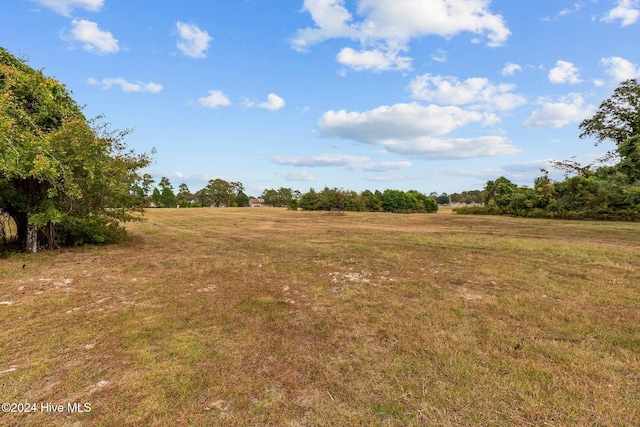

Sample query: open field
[1,207,639,426]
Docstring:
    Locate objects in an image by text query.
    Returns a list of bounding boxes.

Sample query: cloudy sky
[2,0,640,195]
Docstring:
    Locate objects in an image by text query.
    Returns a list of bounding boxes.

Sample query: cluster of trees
[430,190,482,205]
[297,188,437,213]
[456,79,640,221]
[133,178,302,209]
[134,177,249,208]
[1,47,151,252]
[261,187,302,207]
[131,175,178,208]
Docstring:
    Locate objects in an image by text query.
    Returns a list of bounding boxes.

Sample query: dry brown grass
[1,207,639,426]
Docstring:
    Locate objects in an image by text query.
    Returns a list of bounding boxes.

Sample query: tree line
[431,190,482,205]
[138,175,477,211]
[297,188,438,213]
[456,79,640,221]
[136,178,440,214]
[131,177,249,208]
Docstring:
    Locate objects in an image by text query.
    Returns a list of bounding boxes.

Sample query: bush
[453,206,490,215]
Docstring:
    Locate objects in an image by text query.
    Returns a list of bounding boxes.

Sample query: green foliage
[408,189,438,212]
[298,188,318,211]
[193,179,245,207]
[344,190,365,211]
[55,215,127,246]
[150,188,162,207]
[150,177,178,208]
[482,177,518,214]
[159,187,178,208]
[176,183,193,207]
[435,192,450,205]
[381,189,410,212]
[318,187,345,211]
[287,199,299,210]
[452,205,489,215]
[296,187,437,213]
[261,187,295,207]
[0,47,152,251]
[459,80,640,222]
[360,190,382,211]
[449,190,482,204]
[464,168,640,221]
[234,190,250,207]
[579,79,640,149]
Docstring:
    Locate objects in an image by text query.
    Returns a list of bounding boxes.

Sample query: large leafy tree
[176,183,193,207]
[579,79,640,149]
[579,79,640,183]
[196,179,245,207]
[579,78,640,180]
[156,176,177,208]
[261,187,294,207]
[0,47,152,252]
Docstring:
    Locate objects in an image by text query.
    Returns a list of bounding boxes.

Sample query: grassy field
[1,207,639,426]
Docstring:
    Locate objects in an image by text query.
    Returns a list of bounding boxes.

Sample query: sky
[2,0,640,196]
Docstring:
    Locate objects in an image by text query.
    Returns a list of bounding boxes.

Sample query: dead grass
[1,207,639,426]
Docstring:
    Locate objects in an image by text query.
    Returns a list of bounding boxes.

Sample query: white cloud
[381,136,518,159]
[290,0,357,51]
[150,170,186,181]
[548,60,582,84]
[501,62,522,76]
[320,103,483,139]
[276,170,315,181]
[65,19,119,55]
[241,98,255,108]
[524,94,595,128]
[88,77,163,93]
[337,47,412,72]
[198,90,231,108]
[31,0,103,16]
[273,153,370,168]
[600,56,640,82]
[272,153,412,171]
[360,161,412,172]
[503,160,556,175]
[257,93,286,111]
[291,0,510,72]
[176,22,212,59]
[408,74,526,112]
[356,0,510,47]
[317,102,518,159]
[602,0,640,27]
[456,160,564,183]
[559,2,584,17]
[431,49,447,63]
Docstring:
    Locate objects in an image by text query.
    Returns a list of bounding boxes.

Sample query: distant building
[249,198,265,207]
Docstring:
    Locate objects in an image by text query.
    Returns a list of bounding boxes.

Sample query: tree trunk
[8,211,38,253]
[26,224,38,253]
[43,221,57,250]
[11,211,28,251]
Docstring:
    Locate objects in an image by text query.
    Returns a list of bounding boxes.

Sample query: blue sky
[2,0,640,196]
